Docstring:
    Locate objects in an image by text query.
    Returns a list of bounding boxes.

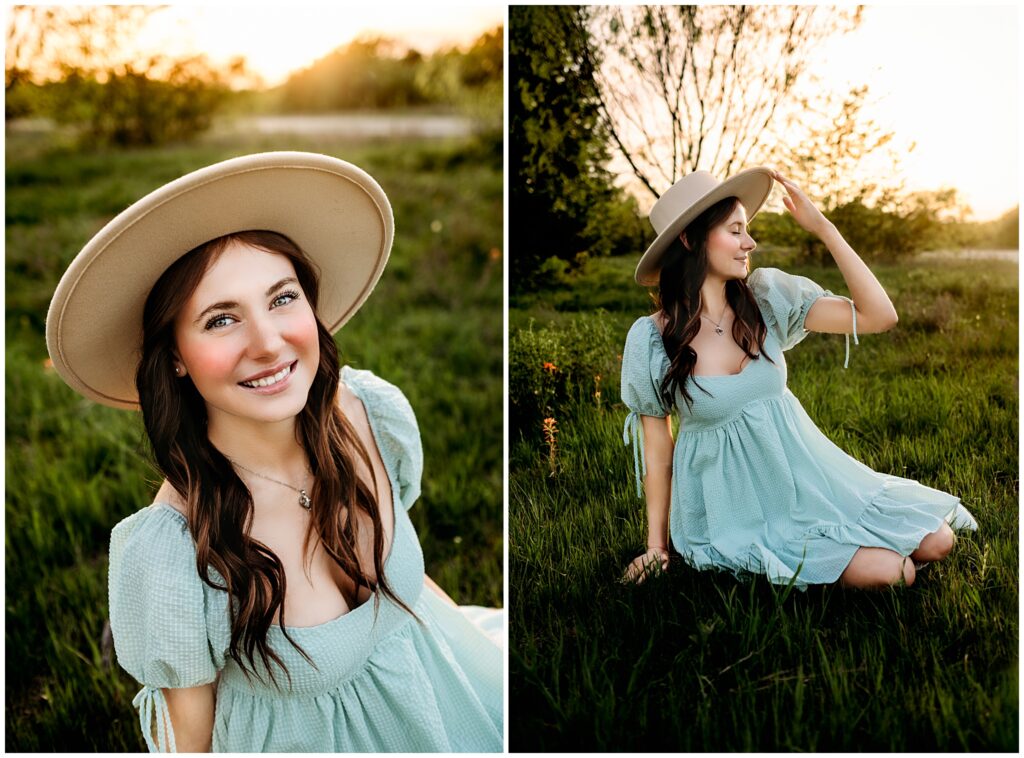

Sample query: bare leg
[838,547,916,589]
[910,522,955,564]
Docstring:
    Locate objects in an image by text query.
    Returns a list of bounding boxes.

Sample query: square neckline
[149,367,405,632]
[645,314,770,379]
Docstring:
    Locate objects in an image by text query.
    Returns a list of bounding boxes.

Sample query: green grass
[5,128,503,751]
[509,254,1018,750]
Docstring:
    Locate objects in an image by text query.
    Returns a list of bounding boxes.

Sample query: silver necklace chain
[228,458,313,510]
[701,310,729,336]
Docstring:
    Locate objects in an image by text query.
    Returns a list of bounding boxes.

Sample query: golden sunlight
[805,4,1017,222]
[135,4,504,88]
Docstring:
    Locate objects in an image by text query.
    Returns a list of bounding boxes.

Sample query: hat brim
[45,151,393,409]
[635,167,774,286]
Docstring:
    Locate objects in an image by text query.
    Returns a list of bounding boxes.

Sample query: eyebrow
[192,277,298,325]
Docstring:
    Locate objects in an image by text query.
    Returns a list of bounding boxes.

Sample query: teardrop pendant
[298,490,312,510]
[715,326,724,335]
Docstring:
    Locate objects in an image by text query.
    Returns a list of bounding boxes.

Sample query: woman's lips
[238,360,298,395]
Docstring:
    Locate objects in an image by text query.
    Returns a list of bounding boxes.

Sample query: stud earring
[174,366,182,376]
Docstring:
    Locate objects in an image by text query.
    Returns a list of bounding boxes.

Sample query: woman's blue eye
[205,314,234,330]
[272,291,299,308]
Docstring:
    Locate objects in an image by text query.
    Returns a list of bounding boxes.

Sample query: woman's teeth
[241,364,292,388]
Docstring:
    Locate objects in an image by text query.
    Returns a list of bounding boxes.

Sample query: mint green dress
[621,266,978,587]
[108,367,503,752]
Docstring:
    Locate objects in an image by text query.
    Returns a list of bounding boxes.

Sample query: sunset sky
[602,3,1018,223]
[135,3,504,86]
[806,3,1018,222]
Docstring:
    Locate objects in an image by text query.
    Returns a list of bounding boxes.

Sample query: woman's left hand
[771,169,833,238]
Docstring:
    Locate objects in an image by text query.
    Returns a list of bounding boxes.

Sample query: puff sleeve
[341,366,423,511]
[620,317,672,498]
[108,505,229,752]
[748,266,859,366]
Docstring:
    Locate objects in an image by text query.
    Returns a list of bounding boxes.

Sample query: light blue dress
[108,367,503,752]
[621,267,978,587]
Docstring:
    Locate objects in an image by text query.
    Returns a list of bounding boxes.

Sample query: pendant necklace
[229,459,313,510]
[701,308,729,336]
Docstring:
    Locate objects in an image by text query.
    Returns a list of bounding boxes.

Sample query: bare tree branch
[586,4,884,208]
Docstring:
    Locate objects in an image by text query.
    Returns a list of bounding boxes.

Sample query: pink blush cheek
[183,344,242,385]
[709,229,733,250]
[286,311,321,358]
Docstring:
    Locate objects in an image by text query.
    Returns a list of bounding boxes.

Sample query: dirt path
[216,113,474,138]
[914,249,1018,262]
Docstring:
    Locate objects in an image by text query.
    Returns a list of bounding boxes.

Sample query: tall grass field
[510,254,1017,751]
[6,127,503,750]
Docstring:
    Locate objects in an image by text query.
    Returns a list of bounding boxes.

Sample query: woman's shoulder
[624,313,668,358]
[110,501,193,565]
[627,313,663,336]
[108,501,208,615]
[339,366,418,433]
[747,266,823,298]
[112,500,189,538]
[340,366,411,408]
[339,366,423,510]
[745,265,775,294]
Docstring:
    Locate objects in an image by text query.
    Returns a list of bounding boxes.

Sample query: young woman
[620,167,977,588]
[46,152,502,752]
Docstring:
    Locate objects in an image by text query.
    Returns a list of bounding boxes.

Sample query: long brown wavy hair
[655,196,776,411]
[136,230,413,688]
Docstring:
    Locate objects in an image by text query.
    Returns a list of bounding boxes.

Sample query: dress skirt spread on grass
[621,266,978,588]
[108,368,503,752]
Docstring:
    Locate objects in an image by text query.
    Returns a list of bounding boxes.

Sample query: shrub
[510,312,620,440]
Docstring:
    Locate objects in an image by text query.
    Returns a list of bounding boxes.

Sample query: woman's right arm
[161,683,215,752]
[623,414,674,583]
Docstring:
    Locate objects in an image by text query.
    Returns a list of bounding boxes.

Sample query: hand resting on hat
[772,169,833,238]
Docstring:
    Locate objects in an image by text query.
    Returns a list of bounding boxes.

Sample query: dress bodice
[650,318,789,433]
[108,367,502,752]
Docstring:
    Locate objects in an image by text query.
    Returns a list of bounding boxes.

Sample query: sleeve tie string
[133,685,177,753]
[823,291,860,369]
[622,410,646,499]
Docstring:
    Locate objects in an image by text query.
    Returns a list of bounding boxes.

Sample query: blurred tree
[280,36,427,111]
[983,206,1019,250]
[415,26,503,150]
[786,85,898,210]
[584,5,903,210]
[280,27,503,121]
[5,5,240,145]
[753,186,984,263]
[510,5,646,292]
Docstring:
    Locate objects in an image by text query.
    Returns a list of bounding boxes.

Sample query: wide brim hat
[635,167,774,286]
[45,151,393,410]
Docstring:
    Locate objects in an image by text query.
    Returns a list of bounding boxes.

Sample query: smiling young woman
[166,239,322,429]
[45,152,502,752]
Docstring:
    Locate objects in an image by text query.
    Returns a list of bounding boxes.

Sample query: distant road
[216,113,474,139]
[6,112,476,139]
[914,249,1018,263]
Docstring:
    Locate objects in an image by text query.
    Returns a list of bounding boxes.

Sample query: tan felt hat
[45,151,393,410]
[635,167,774,286]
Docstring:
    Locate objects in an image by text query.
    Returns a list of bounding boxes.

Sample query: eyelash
[203,290,301,331]
[203,312,235,330]
[273,290,300,308]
